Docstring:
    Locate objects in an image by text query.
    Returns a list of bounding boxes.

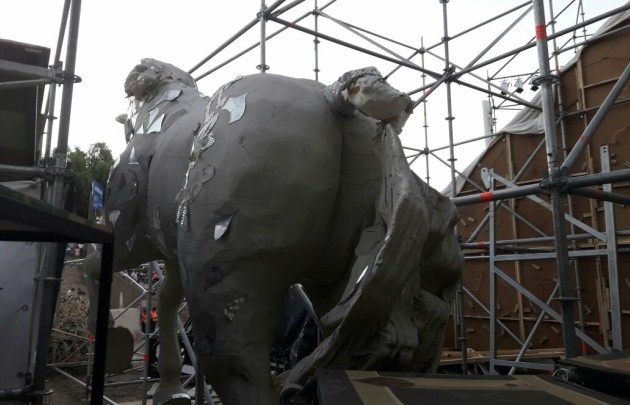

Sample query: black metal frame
[0,184,114,405]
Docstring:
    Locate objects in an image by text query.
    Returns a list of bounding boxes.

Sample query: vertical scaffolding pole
[488,170,497,374]
[141,263,155,405]
[548,0,587,353]
[50,0,80,207]
[532,0,577,359]
[44,0,71,164]
[601,145,622,350]
[90,242,114,405]
[420,38,430,185]
[313,0,320,81]
[259,0,269,73]
[31,1,83,404]
[440,0,467,372]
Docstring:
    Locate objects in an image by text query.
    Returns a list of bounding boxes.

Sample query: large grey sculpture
[104,59,463,405]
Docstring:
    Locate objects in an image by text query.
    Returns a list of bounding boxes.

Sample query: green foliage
[67,142,114,218]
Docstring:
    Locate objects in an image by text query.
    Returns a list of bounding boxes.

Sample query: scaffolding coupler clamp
[57,70,82,84]
[539,167,569,193]
[531,73,560,87]
[45,166,76,181]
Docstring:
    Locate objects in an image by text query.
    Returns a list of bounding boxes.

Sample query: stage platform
[556,349,630,400]
[316,369,626,404]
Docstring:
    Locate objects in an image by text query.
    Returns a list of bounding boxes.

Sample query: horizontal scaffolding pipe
[454,167,630,207]
[466,248,608,261]
[0,79,51,90]
[452,183,541,206]
[406,133,498,155]
[461,229,630,249]
[0,164,48,178]
[569,187,630,206]
[563,97,630,118]
[0,59,60,82]
[566,168,630,189]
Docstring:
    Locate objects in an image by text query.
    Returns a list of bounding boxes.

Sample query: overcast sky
[1,0,625,189]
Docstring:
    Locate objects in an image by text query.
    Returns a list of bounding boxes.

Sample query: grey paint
[105,59,463,405]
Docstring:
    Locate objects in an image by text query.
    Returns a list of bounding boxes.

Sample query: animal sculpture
[103,59,463,405]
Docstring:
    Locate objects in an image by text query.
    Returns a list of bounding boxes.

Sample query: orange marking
[480,192,494,202]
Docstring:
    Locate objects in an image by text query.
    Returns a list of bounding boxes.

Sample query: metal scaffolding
[185,0,630,375]
[0,0,113,403]
[1,1,629,403]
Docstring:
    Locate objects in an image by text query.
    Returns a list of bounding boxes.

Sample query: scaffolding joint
[540,169,569,192]
[531,74,560,87]
[57,70,82,84]
[45,166,76,181]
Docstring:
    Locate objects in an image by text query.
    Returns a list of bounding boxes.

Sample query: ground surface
[46,367,152,404]
[48,263,153,404]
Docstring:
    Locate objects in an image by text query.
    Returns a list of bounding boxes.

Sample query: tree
[67,142,114,218]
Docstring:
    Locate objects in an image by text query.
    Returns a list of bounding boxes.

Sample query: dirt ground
[47,263,210,404]
[46,366,153,404]
[47,263,153,404]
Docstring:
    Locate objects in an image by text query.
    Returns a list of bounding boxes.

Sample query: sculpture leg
[189,264,288,405]
[153,262,191,405]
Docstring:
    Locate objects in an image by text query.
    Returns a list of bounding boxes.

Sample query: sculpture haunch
[104,59,463,405]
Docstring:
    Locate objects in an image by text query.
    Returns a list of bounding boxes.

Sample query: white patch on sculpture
[152,88,181,105]
[107,156,120,184]
[198,111,219,141]
[224,295,246,321]
[214,216,233,240]
[129,147,139,165]
[147,113,165,134]
[356,265,369,284]
[176,201,189,231]
[108,210,121,226]
[221,93,247,124]
[176,79,243,231]
[126,233,136,251]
